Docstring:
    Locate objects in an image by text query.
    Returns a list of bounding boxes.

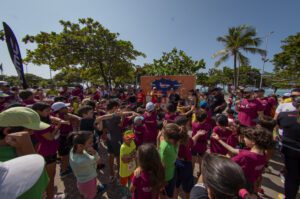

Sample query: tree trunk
[233,53,237,89]
[98,62,109,87]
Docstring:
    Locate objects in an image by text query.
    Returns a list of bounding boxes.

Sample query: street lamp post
[259,31,274,89]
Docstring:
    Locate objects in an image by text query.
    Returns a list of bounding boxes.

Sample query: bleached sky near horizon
[1,0,299,79]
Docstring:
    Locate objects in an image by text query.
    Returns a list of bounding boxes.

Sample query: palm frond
[243,47,266,56]
[212,49,228,58]
[214,54,230,67]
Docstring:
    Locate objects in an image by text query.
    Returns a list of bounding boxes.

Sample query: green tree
[273,33,300,87]
[143,48,205,76]
[0,74,50,87]
[23,18,145,88]
[213,25,266,88]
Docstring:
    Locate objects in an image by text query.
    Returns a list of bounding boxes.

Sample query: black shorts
[58,135,71,156]
[175,160,194,193]
[163,173,177,198]
[106,139,121,156]
[44,154,57,165]
[191,151,205,157]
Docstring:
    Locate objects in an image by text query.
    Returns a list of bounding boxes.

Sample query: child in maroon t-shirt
[210,114,233,155]
[143,102,158,144]
[191,110,211,175]
[130,144,164,199]
[212,126,273,193]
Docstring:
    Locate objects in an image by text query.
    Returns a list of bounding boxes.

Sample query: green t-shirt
[0,146,49,199]
[119,141,136,178]
[159,140,178,181]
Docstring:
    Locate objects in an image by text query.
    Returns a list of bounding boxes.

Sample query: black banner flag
[3,22,28,89]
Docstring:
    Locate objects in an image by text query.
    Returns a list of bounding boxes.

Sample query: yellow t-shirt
[119,141,136,178]
[46,89,59,96]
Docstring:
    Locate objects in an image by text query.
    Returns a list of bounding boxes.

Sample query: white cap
[0,81,9,86]
[134,116,144,124]
[146,102,155,112]
[0,154,45,198]
[283,92,291,97]
[51,102,70,112]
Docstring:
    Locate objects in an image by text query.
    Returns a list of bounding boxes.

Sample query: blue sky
[1,0,299,79]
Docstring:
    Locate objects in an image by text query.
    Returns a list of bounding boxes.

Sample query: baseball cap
[146,102,155,112]
[199,100,208,108]
[0,81,9,86]
[51,102,70,112]
[134,116,144,124]
[0,107,50,130]
[244,87,254,93]
[283,92,291,97]
[0,91,9,98]
[123,130,135,141]
[0,154,45,199]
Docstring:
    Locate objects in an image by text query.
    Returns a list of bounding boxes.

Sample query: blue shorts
[175,160,194,193]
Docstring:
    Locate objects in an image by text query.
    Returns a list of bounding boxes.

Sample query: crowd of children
[0,81,299,199]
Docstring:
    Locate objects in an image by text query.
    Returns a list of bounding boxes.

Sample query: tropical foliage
[22,18,145,88]
[213,25,266,88]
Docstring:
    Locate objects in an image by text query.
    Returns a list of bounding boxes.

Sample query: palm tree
[213,25,266,88]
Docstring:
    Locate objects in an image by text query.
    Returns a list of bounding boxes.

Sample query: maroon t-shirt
[34,125,58,157]
[237,98,264,127]
[178,138,193,161]
[143,111,158,143]
[22,98,37,106]
[191,121,211,154]
[232,150,266,183]
[164,112,179,123]
[134,125,146,147]
[132,171,157,199]
[210,126,232,155]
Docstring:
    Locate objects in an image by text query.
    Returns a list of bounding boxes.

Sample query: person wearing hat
[236,88,264,127]
[0,107,50,199]
[132,116,146,147]
[119,130,136,198]
[0,154,48,199]
[277,95,300,199]
[51,101,81,178]
[274,88,300,120]
[143,102,158,144]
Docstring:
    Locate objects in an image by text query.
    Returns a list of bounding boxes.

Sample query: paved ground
[54,141,300,199]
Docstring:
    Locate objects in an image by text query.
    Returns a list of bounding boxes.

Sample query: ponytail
[67,131,92,153]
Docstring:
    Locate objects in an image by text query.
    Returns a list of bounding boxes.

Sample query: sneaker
[97,184,107,194]
[280,172,285,184]
[60,169,72,178]
[53,193,65,199]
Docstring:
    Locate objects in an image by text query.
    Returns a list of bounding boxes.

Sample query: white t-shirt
[275,102,296,114]
[275,102,296,136]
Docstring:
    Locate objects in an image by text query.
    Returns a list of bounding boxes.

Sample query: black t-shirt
[80,118,95,132]
[128,94,137,103]
[277,111,300,151]
[169,93,180,103]
[208,94,226,113]
[190,184,209,199]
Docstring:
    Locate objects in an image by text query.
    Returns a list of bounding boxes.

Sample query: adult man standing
[277,94,300,199]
